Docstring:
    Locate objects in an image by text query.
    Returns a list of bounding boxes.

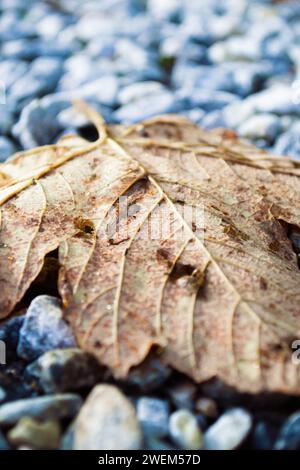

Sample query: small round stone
[137,397,170,437]
[17,295,77,361]
[195,397,218,419]
[26,348,104,394]
[238,113,282,143]
[126,355,171,392]
[0,394,82,427]
[8,417,61,450]
[73,385,142,450]
[169,409,203,450]
[204,408,252,450]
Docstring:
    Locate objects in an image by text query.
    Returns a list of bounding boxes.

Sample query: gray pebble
[238,113,282,143]
[275,412,300,450]
[13,95,69,148]
[2,40,40,61]
[185,89,239,112]
[126,355,171,392]
[251,84,300,115]
[137,397,170,437]
[273,122,300,159]
[253,420,278,450]
[27,348,104,394]
[204,408,252,450]
[195,398,218,419]
[0,388,7,404]
[0,315,24,361]
[209,36,261,63]
[73,385,142,450]
[60,424,74,450]
[36,14,69,39]
[169,409,203,450]
[118,81,165,105]
[115,91,178,123]
[201,110,227,129]
[0,429,10,450]
[0,394,82,427]
[167,380,197,411]
[7,417,61,450]
[17,295,76,361]
[79,76,119,107]
[0,109,14,136]
[148,0,182,21]
[10,57,62,110]
[0,60,27,90]
[0,137,17,162]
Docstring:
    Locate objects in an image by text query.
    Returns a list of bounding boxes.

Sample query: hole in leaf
[169,262,195,281]
[13,249,60,313]
[78,124,99,142]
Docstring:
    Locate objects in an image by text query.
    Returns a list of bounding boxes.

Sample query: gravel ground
[1,0,300,451]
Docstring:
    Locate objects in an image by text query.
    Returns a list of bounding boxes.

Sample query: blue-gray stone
[27,349,104,394]
[172,61,271,98]
[13,94,71,148]
[161,36,207,64]
[79,76,119,107]
[167,380,197,410]
[273,122,300,159]
[0,430,10,450]
[181,109,205,124]
[251,84,300,115]
[2,39,73,61]
[185,89,239,112]
[201,110,227,129]
[36,13,71,39]
[17,295,76,361]
[0,60,27,91]
[0,388,6,404]
[275,412,300,450]
[0,394,82,427]
[253,421,279,450]
[118,81,165,105]
[115,91,179,123]
[0,137,17,162]
[126,355,171,391]
[137,397,170,437]
[238,113,282,143]
[204,408,252,450]
[0,315,24,360]
[9,58,62,109]
[2,40,41,61]
[148,0,182,21]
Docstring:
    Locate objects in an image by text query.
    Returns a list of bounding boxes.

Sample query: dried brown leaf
[1,104,300,394]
